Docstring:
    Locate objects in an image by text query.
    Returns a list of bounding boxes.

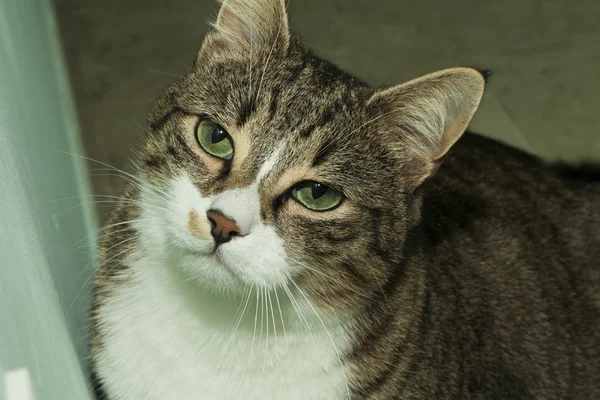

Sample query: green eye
[196,119,233,160]
[291,181,343,211]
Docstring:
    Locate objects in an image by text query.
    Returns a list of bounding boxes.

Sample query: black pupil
[211,125,227,143]
[311,183,328,200]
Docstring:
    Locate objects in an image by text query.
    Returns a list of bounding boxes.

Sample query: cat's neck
[136,246,352,335]
[97,246,354,400]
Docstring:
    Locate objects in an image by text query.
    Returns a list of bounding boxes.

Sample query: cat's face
[137,0,485,310]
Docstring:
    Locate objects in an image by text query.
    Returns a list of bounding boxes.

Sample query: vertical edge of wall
[44,0,99,259]
[0,0,97,398]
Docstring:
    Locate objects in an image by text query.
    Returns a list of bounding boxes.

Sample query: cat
[89,0,600,398]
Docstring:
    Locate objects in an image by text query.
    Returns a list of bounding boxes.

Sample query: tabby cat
[90,0,600,398]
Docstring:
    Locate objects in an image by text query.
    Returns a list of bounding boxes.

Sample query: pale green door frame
[0,0,97,399]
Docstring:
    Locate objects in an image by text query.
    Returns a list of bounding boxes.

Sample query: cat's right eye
[196,119,234,160]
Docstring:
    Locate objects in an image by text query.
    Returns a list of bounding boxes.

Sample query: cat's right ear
[199,0,290,58]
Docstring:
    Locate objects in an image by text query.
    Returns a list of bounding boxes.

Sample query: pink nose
[206,210,241,246]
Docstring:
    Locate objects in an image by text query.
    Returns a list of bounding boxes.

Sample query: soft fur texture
[90,0,600,399]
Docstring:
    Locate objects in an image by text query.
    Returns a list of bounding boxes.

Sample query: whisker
[249,30,253,105]
[288,277,351,400]
[130,86,169,137]
[57,150,169,197]
[251,286,261,360]
[233,286,260,399]
[71,236,139,311]
[97,218,144,232]
[225,286,253,351]
[160,242,179,266]
[88,171,145,191]
[220,285,253,382]
[373,274,392,311]
[263,287,270,372]
[282,284,315,346]
[49,194,152,206]
[267,289,278,359]
[70,219,143,251]
[146,69,184,79]
[259,286,265,341]
[320,109,401,156]
[229,286,250,328]
[72,225,137,254]
[255,16,284,104]
[274,288,288,353]
[54,200,127,216]
[56,199,165,216]
[88,171,169,198]
[132,117,152,136]
[293,261,374,301]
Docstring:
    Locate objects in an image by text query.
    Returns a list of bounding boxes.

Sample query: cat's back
[426,131,600,249]
[424,131,600,309]
[417,132,600,399]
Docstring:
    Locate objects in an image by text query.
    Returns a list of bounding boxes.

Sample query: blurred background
[54,0,600,222]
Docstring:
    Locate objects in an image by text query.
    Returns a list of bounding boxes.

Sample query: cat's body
[90,0,599,398]
[350,133,600,399]
[92,132,600,400]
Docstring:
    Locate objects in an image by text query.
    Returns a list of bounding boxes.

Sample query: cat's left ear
[200,0,290,58]
[367,67,486,188]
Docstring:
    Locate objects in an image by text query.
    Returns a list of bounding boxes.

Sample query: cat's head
[138,0,485,310]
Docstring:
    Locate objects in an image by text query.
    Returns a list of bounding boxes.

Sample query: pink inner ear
[433,113,470,161]
[216,6,250,43]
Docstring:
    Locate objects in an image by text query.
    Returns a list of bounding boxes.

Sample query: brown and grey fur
[91,0,600,398]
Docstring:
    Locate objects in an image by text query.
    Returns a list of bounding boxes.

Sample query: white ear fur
[368,67,486,186]
[206,0,290,55]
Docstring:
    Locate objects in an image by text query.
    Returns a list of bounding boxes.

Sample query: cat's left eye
[196,119,233,160]
[291,181,343,211]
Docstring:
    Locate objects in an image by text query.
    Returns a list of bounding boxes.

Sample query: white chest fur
[94,253,352,400]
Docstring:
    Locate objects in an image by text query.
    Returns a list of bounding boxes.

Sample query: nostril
[208,216,217,230]
[229,231,239,239]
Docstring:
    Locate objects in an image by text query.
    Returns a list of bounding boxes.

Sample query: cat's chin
[159,227,292,293]
[164,245,273,295]
[173,246,246,292]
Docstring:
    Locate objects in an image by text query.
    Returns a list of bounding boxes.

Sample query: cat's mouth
[180,244,242,280]
[209,248,224,262]
[211,256,240,279]
[183,243,225,260]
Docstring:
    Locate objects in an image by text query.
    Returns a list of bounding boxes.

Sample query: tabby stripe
[215,159,233,181]
[312,140,338,167]
[149,106,184,132]
[298,125,316,138]
[323,230,359,243]
[144,155,166,169]
[369,208,388,256]
[358,285,432,398]
[318,108,334,126]
[286,58,307,82]
[340,261,370,288]
[239,97,257,126]
[349,301,397,361]
[271,195,285,221]
[166,145,177,157]
[349,258,407,361]
[174,133,197,159]
[269,86,281,118]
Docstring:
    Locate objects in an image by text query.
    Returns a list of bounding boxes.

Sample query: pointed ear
[200,0,290,58]
[367,67,486,188]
